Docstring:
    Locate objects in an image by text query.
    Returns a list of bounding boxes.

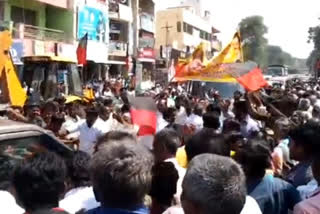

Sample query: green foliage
[307,26,320,71]
[266,45,295,66]
[239,16,268,67]
[308,26,320,50]
[239,16,303,69]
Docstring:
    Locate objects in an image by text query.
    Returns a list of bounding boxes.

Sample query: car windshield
[266,67,284,76]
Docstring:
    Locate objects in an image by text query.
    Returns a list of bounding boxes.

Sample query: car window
[0,136,48,190]
[0,136,47,160]
[0,134,72,190]
[39,134,73,158]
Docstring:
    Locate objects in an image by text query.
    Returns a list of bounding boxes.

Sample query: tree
[266,45,295,66]
[267,45,284,65]
[306,26,320,72]
[239,16,268,67]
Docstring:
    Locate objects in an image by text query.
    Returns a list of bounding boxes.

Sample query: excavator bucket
[0,30,27,107]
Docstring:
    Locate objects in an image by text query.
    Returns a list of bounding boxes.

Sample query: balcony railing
[14,23,72,43]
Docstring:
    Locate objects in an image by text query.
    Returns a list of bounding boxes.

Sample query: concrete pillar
[132,0,139,58]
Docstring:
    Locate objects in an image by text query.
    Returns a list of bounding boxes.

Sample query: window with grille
[11,6,36,26]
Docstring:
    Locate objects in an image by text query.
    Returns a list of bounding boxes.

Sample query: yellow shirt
[176,148,238,168]
[176,146,188,168]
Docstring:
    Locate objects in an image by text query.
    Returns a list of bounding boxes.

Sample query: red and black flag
[130,96,157,136]
[76,33,88,65]
[225,61,269,91]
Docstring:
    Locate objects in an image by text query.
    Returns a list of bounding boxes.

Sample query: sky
[155,0,320,59]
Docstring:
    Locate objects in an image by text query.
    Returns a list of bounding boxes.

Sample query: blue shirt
[248,175,301,214]
[86,205,149,214]
[285,161,313,187]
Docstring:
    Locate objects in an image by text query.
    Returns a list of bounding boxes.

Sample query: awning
[107,60,126,65]
[138,58,155,63]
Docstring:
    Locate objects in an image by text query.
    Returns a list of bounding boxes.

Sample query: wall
[182,9,211,32]
[155,8,183,50]
[36,0,68,9]
[4,0,46,27]
[46,5,73,38]
[156,7,212,53]
[0,1,4,20]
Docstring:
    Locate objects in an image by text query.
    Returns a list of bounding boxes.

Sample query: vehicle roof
[22,55,77,63]
[0,119,46,134]
[0,119,73,155]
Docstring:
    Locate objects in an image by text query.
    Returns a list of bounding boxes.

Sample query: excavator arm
[0,30,26,107]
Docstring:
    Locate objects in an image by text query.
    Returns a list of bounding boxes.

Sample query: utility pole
[132,0,139,58]
[161,22,173,68]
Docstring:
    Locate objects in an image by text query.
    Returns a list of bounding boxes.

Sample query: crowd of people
[1,78,320,214]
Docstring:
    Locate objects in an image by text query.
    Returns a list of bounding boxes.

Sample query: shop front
[138,47,155,81]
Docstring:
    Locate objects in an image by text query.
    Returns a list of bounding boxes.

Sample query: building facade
[0,0,75,64]
[107,0,132,77]
[155,6,221,63]
[137,0,155,81]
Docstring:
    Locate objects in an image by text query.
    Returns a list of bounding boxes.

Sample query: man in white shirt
[163,196,262,214]
[234,101,260,138]
[60,151,100,213]
[0,190,24,214]
[175,97,188,125]
[68,107,108,155]
[156,99,169,132]
[185,104,203,131]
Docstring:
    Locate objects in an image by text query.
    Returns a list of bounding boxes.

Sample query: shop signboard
[23,39,33,56]
[87,41,109,63]
[119,3,132,22]
[138,48,155,59]
[34,40,45,55]
[109,41,127,57]
[44,41,56,56]
[57,43,77,61]
[140,13,154,33]
[78,5,109,44]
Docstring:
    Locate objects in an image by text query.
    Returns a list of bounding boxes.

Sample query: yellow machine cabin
[21,55,83,101]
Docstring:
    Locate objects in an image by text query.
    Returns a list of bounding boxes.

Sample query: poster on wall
[78,5,109,43]
[10,40,24,65]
